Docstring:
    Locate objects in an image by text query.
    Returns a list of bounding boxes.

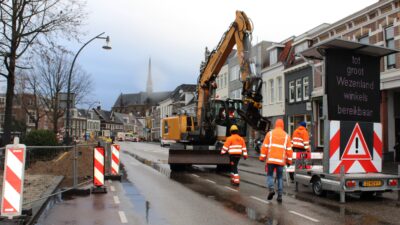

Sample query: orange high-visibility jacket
[221,134,247,156]
[259,120,293,166]
[292,126,310,151]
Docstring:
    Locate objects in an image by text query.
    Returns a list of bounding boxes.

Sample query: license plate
[363,180,382,187]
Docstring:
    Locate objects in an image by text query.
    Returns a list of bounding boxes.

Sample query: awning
[301,38,398,60]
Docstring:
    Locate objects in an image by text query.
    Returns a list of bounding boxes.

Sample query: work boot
[267,191,275,200]
[277,194,282,203]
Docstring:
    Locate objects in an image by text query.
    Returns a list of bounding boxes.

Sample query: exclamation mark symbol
[355,137,359,154]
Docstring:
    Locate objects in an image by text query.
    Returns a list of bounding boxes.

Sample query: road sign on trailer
[1,140,26,218]
[341,123,371,160]
[329,121,381,174]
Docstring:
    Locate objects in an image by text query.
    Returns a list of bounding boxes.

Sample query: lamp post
[85,101,101,140]
[65,32,111,144]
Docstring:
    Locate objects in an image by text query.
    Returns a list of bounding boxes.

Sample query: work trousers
[267,163,283,195]
[229,155,241,174]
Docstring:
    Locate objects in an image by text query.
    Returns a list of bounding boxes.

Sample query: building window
[277,76,282,102]
[358,35,369,44]
[229,65,240,81]
[269,79,274,104]
[289,81,295,103]
[26,111,36,126]
[385,26,395,69]
[269,49,278,65]
[296,79,302,102]
[250,56,257,75]
[230,89,241,99]
[0,97,5,106]
[262,81,267,104]
[303,77,309,100]
[224,73,227,87]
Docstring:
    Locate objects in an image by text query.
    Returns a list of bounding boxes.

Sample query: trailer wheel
[312,177,327,196]
[170,164,186,172]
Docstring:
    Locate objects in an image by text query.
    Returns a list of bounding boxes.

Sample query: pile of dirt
[26,145,94,187]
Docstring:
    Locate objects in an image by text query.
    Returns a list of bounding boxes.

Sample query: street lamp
[65,32,111,144]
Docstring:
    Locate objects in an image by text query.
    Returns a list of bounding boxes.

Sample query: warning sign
[329,121,382,174]
[341,123,372,160]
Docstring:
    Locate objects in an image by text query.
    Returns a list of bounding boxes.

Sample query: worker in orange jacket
[221,125,248,185]
[290,121,310,181]
[259,119,292,202]
[292,121,310,151]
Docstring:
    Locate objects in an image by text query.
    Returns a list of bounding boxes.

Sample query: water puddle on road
[120,164,170,225]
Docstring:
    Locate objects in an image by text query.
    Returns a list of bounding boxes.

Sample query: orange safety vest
[259,128,293,166]
[221,134,247,156]
[292,126,310,151]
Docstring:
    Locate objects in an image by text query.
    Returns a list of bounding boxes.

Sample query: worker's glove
[286,163,291,167]
[259,156,265,162]
[243,155,248,160]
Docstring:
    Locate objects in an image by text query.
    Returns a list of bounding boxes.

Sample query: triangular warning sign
[341,123,371,160]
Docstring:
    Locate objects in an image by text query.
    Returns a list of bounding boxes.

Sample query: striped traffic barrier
[91,146,107,193]
[111,144,120,175]
[286,152,323,173]
[1,138,26,219]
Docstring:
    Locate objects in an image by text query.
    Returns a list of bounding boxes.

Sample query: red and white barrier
[1,141,26,218]
[286,152,323,172]
[111,144,120,175]
[93,146,105,187]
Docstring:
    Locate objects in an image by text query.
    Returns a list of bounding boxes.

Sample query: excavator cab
[209,99,246,141]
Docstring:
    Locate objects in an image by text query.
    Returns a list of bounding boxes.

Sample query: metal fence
[0,143,96,211]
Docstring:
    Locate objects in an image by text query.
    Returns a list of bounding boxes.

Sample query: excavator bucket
[238,105,270,134]
[239,76,271,133]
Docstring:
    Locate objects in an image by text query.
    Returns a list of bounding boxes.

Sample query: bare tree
[16,71,46,130]
[33,48,92,133]
[0,0,86,144]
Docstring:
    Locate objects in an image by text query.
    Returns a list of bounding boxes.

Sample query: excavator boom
[197,11,270,134]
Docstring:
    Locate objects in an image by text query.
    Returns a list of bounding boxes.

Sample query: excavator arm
[196,11,270,134]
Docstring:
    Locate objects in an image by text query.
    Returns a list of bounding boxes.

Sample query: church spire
[146,57,153,94]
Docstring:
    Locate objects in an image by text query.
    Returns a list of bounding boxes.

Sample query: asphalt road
[119,141,400,225]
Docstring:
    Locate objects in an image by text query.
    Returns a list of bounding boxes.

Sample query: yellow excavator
[164,11,270,171]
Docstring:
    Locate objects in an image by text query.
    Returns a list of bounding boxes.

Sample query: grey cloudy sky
[72,0,378,109]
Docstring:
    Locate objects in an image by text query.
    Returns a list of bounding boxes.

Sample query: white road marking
[118,211,128,224]
[110,185,115,192]
[224,186,238,192]
[191,174,200,178]
[289,211,320,223]
[250,196,270,204]
[113,196,120,204]
[205,179,216,184]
